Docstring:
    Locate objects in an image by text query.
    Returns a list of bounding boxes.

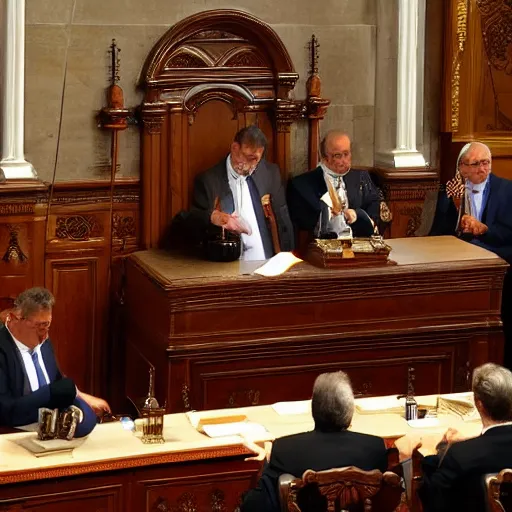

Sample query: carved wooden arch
[139,9,308,249]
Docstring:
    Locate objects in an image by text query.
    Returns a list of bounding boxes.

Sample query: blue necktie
[31,350,47,389]
[245,175,273,258]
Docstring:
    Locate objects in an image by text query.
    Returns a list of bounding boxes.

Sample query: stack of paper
[186,411,271,439]
[271,400,311,416]
[437,392,480,422]
[355,395,406,415]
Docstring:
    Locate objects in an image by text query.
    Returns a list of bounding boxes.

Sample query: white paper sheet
[271,400,311,416]
[253,252,303,277]
[202,422,268,438]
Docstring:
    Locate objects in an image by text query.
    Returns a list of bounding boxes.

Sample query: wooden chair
[486,469,512,512]
[279,466,405,512]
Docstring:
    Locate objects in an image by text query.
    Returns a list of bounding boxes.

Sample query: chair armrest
[278,473,297,512]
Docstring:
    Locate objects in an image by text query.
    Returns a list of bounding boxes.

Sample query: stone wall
[24,0,378,181]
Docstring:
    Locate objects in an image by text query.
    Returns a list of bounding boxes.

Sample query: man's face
[459,146,492,185]
[8,308,52,348]
[230,142,264,176]
[322,135,352,175]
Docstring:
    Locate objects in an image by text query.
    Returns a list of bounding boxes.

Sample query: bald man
[287,131,381,242]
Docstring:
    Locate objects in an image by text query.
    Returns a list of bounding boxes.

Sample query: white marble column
[375,0,427,169]
[0,0,37,181]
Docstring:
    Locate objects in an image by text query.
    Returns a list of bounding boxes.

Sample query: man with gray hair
[241,371,387,512]
[420,363,512,512]
[0,287,110,436]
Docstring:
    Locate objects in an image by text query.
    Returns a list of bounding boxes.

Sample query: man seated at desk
[0,287,110,436]
[287,130,381,241]
[419,363,512,512]
[184,125,294,260]
[241,371,388,512]
[430,141,512,368]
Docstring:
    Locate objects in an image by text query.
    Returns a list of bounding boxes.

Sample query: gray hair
[312,371,354,431]
[320,130,351,159]
[457,141,492,168]
[472,363,512,421]
[13,287,55,319]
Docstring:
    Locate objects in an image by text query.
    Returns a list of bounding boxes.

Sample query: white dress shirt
[226,156,266,261]
[6,324,50,391]
[465,176,489,221]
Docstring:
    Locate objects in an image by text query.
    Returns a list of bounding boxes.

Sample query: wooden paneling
[45,256,101,392]
[440,0,512,183]
[0,475,125,512]
[124,244,506,413]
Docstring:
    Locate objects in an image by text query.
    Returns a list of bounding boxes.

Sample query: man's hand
[78,390,111,416]
[241,435,273,462]
[441,427,467,444]
[211,211,251,235]
[344,209,358,225]
[460,214,488,236]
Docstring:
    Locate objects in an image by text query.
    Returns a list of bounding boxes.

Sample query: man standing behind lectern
[185,126,294,260]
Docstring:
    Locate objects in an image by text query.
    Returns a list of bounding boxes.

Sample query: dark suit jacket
[419,425,512,512]
[287,166,381,238]
[241,429,388,512]
[0,325,97,436]
[0,325,62,426]
[182,158,294,256]
[430,173,512,263]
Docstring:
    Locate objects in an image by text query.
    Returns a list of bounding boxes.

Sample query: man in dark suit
[430,141,512,368]
[419,363,512,512]
[240,371,388,512]
[0,287,110,436]
[183,125,294,260]
[287,131,381,242]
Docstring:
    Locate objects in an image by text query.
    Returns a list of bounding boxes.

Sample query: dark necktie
[245,175,273,258]
[31,350,47,389]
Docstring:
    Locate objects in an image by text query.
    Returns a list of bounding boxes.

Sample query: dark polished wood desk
[124,236,508,413]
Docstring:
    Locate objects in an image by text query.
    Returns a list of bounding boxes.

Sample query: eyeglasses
[327,151,351,160]
[462,159,491,168]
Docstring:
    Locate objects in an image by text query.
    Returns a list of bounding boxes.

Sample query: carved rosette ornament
[56,216,103,241]
[227,389,260,407]
[210,490,227,512]
[170,492,198,512]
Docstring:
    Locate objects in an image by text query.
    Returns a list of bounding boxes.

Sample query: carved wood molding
[0,444,251,485]
[56,215,103,241]
[2,224,28,263]
[451,0,469,132]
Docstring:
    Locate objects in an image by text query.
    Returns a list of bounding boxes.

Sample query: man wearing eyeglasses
[180,125,294,260]
[430,141,512,367]
[0,287,111,434]
[287,130,381,245]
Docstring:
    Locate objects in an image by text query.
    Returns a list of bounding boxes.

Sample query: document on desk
[355,395,405,415]
[202,422,268,438]
[271,400,311,416]
[253,252,303,277]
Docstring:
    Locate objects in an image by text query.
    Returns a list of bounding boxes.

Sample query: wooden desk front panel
[180,334,478,410]
[133,458,259,512]
[0,474,125,512]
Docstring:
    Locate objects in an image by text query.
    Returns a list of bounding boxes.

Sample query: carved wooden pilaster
[141,102,168,249]
[274,100,306,178]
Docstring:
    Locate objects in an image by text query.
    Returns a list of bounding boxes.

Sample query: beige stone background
[22,0,442,182]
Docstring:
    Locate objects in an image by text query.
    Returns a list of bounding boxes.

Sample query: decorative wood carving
[441,0,512,182]
[397,206,423,237]
[227,389,261,408]
[112,214,136,240]
[210,490,227,512]
[56,215,103,241]
[181,383,191,410]
[2,225,27,263]
[170,492,198,512]
[139,10,312,249]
